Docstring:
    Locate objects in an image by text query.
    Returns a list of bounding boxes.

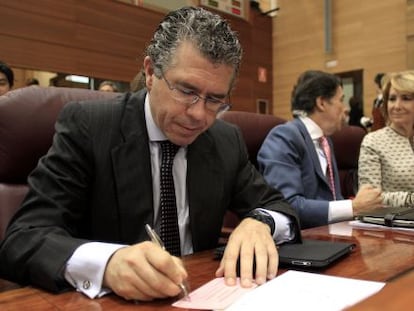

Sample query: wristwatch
[245,210,275,235]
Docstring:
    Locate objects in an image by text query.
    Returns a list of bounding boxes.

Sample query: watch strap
[245,210,275,235]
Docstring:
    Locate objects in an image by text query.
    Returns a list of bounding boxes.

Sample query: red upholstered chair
[219,111,287,240]
[330,125,367,199]
[220,111,286,168]
[371,106,386,131]
[0,86,118,240]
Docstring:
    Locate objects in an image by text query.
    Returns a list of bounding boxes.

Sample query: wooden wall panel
[409,0,414,37]
[408,1,414,69]
[272,0,408,120]
[0,0,273,113]
[0,0,160,82]
[250,9,273,113]
[0,34,139,82]
[408,38,414,69]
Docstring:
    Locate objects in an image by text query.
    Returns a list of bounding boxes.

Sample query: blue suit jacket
[258,118,343,229]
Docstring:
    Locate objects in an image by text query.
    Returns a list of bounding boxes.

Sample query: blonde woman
[358,71,414,207]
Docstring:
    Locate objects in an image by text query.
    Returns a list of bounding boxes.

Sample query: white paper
[225,270,385,311]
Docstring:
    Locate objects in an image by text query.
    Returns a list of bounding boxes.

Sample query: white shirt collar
[144,94,167,142]
[299,116,324,141]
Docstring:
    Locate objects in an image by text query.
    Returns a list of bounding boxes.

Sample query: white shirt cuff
[64,242,126,299]
[328,199,353,223]
[258,209,295,244]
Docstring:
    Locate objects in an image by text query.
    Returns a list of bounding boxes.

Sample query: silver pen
[145,224,190,300]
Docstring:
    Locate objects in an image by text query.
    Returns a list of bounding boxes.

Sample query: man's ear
[315,96,326,112]
[143,56,154,90]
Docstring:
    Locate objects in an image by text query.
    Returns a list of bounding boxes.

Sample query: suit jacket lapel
[295,119,343,198]
[294,119,327,182]
[329,138,343,199]
[111,91,154,244]
[187,131,224,250]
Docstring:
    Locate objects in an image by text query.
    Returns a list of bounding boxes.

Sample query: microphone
[360,116,373,128]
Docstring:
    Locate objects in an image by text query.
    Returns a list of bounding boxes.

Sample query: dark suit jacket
[0,90,300,292]
[258,118,343,229]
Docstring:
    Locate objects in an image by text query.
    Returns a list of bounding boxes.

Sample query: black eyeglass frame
[160,71,232,114]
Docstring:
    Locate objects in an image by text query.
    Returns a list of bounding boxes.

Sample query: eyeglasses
[161,71,231,114]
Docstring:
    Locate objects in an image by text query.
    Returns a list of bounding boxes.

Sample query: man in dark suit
[0,7,300,302]
[258,70,382,229]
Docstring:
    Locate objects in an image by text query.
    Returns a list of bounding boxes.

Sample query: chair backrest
[220,111,286,168]
[0,86,118,240]
[219,111,286,232]
[330,125,367,198]
[372,105,386,131]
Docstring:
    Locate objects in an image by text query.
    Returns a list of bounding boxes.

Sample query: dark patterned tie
[159,141,181,256]
[319,136,336,200]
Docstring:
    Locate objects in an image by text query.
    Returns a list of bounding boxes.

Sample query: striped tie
[319,136,336,200]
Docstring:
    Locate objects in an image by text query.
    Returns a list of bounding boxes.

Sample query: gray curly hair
[145,6,242,88]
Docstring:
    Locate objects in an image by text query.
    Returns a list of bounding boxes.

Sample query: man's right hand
[103,241,187,301]
[352,184,383,214]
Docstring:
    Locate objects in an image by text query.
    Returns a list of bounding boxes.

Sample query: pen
[145,224,190,301]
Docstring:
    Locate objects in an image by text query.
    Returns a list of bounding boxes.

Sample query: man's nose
[186,98,209,119]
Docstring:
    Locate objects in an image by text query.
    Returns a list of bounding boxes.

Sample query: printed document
[226,270,385,311]
[173,271,385,310]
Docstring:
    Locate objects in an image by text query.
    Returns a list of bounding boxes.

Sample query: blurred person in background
[348,96,364,128]
[0,61,14,95]
[98,80,119,92]
[371,72,386,131]
[130,70,146,92]
[25,78,40,86]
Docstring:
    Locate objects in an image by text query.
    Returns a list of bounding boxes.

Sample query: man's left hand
[215,218,278,287]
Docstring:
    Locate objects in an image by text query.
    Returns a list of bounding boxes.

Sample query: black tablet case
[357,207,414,228]
[215,239,355,268]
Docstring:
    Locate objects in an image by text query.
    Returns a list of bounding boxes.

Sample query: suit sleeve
[0,102,93,292]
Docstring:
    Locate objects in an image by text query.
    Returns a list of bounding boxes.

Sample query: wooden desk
[2,222,414,310]
[346,267,414,310]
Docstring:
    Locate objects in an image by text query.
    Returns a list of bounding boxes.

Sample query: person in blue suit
[258,70,383,229]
